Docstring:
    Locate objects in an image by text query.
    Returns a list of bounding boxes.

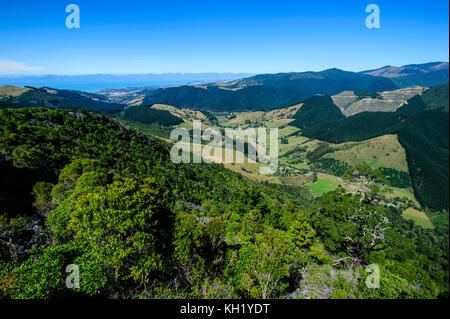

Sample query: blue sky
[0,0,448,75]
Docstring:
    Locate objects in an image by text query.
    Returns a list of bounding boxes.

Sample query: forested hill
[142,69,397,111]
[398,82,449,112]
[299,110,449,211]
[0,85,124,114]
[1,107,448,299]
[291,95,345,129]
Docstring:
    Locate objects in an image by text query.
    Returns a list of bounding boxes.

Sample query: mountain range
[142,68,398,111]
[2,62,448,115]
[142,62,448,111]
[362,62,449,88]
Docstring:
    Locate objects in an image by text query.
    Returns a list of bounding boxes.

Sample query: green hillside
[0,107,447,299]
[121,105,183,126]
[299,110,449,211]
[143,69,397,111]
[291,95,345,129]
[398,83,449,112]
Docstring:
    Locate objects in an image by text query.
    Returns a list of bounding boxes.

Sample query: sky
[0,0,448,75]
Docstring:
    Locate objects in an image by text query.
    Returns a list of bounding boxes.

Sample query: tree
[288,212,316,248]
[173,211,207,285]
[251,229,294,298]
[31,182,54,216]
[173,210,226,286]
[343,165,391,204]
[311,189,390,268]
[68,176,170,287]
[231,228,294,299]
[46,159,109,243]
[11,240,108,299]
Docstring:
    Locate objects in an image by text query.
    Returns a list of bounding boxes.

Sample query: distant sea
[0,80,190,92]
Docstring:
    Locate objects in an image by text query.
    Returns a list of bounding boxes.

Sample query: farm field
[402,207,435,229]
[308,173,344,195]
[323,134,409,172]
[386,187,421,207]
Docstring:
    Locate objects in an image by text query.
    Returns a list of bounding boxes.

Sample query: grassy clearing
[309,179,339,195]
[402,207,434,229]
[323,134,409,172]
[151,104,208,122]
[278,126,300,137]
[0,85,30,97]
[308,173,344,195]
[227,104,302,126]
[385,187,421,207]
[279,135,309,155]
[115,118,172,139]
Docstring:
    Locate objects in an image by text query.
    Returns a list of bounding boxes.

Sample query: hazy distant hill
[362,62,449,88]
[398,83,449,112]
[0,73,253,92]
[142,68,398,111]
[0,85,124,114]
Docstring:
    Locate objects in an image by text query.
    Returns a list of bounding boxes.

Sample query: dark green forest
[291,95,345,129]
[121,105,183,126]
[0,108,448,299]
[398,83,449,112]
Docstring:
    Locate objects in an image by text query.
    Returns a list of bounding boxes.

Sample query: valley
[116,99,424,226]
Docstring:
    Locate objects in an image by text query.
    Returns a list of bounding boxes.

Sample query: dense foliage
[305,142,333,162]
[121,105,183,126]
[311,158,352,177]
[291,96,345,129]
[377,167,411,189]
[398,82,449,112]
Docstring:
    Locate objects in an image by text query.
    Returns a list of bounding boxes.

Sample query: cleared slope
[333,86,426,116]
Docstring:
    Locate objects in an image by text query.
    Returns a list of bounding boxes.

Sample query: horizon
[1,61,448,92]
[1,0,449,76]
[0,61,449,77]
